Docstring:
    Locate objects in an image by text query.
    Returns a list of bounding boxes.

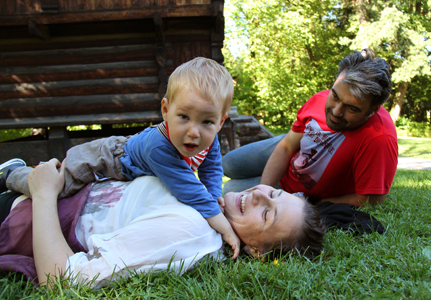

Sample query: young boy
[0,57,240,259]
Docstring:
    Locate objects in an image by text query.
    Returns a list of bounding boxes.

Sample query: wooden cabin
[0,0,227,165]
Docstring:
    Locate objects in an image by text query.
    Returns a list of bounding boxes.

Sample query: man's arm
[319,194,387,207]
[260,130,303,187]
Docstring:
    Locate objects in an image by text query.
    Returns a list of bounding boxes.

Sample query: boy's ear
[217,112,228,132]
[161,98,169,121]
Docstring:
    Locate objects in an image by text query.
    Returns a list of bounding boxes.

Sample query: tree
[224,0,351,127]
[339,0,431,121]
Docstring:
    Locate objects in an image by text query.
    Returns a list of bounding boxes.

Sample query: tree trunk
[390,81,409,122]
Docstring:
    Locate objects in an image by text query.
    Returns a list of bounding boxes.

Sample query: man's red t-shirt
[280,90,398,199]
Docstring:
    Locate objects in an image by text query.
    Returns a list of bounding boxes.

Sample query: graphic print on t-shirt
[291,118,345,190]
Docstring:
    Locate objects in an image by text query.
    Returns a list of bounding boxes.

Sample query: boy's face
[161,88,227,158]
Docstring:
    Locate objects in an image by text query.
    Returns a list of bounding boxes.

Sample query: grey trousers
[6,136,130,199]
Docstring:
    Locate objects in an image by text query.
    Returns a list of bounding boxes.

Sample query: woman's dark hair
[261,201,326,260]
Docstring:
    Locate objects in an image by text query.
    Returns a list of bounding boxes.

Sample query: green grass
[1,169,431,299]
[398,137,431,159]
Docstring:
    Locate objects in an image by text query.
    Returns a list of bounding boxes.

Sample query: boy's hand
[205,212,240,260]
[217,196,225,213]
[222,230,240,260]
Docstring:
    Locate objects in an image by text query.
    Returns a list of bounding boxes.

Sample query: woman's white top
[67,176,223,288]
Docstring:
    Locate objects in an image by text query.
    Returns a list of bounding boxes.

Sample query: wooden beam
[0,5,213,26]
[0,64,156,84]
[0,48,157,67]
[0,59,172,76]
[0,76,160,98]
[0,37,156,52]
[0,44,159,59]
[154,13,167,100]
[0,93,161,118]
[0,139,51,166]
[48,126,68,160]
[0,110,163,129]
[28,18,50,40]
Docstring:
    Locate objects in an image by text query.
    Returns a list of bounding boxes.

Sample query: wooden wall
[0,0,212,14]
[0,1,225,164]
[0,15,221,127]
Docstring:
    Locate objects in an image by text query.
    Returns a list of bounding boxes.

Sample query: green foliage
[224,0,351,127]
[340,1,431,84]
[224,0,431,126]
[403,75,431,122]
[1,170,431,298]
[0,128,32,142]
[396,116,431,138]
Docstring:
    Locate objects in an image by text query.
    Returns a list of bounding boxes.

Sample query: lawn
[1,137,431,299]
[1,168,430,299]
[398,137,431,159]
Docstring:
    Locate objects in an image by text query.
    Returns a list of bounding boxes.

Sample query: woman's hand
[28,158,65,200]
[31,158,74,287]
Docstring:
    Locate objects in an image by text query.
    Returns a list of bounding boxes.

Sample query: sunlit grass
[398,137,431,159]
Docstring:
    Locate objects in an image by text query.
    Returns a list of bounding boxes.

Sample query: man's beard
[325,107,373,131]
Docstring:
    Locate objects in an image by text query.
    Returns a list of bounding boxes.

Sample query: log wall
[0,0,225,164]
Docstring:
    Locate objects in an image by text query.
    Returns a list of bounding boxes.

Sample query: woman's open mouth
[239,195,246,214]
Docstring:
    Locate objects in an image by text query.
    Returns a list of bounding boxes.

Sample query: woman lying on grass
[0,158,325,288]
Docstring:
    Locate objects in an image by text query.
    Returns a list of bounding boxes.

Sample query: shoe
[0,158,26,193]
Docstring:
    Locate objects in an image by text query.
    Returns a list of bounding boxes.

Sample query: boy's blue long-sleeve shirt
[120,125,223,218]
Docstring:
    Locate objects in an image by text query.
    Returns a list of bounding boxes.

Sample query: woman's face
[223,185,305,252]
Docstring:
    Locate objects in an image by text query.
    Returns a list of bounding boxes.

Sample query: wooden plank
[0,59,174,83]
[0,93,161,118]
[0,37,156,53]
[0,76,159,93]
[0,43,159,59]
[0,78,160,99]
[48,126,68,160]
[0,5,213,26]
[0,110,163,128]
[0,140,51,165]
[0,60,164,75]
[0,66,154,84]
[1,48,157,67]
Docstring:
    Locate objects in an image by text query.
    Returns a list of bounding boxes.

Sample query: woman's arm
[29,159,74,287]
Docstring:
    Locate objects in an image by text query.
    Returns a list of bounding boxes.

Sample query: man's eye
[264,210,268,221]
[179,115,188,120]
[269,190,274,198]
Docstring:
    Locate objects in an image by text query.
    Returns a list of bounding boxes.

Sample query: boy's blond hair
[164,57,234,115]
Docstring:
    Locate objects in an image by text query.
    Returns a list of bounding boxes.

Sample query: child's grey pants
[6,136,130,199]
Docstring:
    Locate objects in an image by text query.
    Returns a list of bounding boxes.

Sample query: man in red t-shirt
[223,49,398,206]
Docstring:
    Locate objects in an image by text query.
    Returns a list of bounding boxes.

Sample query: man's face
[325,74,377,131]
